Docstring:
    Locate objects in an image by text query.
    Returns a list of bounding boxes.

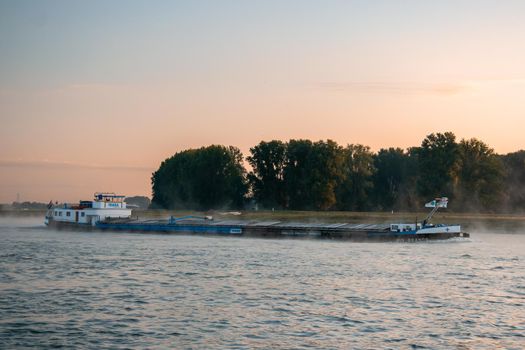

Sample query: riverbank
[6,208,523,232]
[136,209,525,232]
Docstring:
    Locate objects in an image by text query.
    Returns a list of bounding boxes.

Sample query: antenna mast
[422,197,448,226]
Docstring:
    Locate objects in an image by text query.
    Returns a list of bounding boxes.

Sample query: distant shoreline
[3,208,524,231]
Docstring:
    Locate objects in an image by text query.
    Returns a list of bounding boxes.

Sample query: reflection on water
[0,217,524,349]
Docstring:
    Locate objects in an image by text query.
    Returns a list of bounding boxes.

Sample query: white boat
[44,194,468,240]
[45,192,132,227]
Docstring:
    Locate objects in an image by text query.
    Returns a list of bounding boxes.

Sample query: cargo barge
[45,193,469,241]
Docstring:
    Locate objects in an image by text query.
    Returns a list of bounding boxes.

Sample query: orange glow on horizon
[1,2,525,202]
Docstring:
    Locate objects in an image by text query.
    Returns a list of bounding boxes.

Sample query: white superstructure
[389,197,462,235]
[45,192,132,226]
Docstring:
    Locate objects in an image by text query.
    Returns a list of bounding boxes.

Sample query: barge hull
[49,219,469,241]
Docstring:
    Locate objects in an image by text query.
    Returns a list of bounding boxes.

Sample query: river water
[0,217,524,349]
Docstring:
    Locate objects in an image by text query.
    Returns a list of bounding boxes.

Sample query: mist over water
[1,217,524,349]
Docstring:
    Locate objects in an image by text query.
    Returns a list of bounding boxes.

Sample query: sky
[1,0,525,203]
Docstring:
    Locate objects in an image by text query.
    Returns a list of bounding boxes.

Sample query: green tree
[500,150,525,212]
[417,132,459,199]
[283,139,345,210]
[151,145,247,210]
[402,147,422,209]
[247,140,287,209]
[282,139,313,209]
[454,138,504,211]
[371,148,418,210]
[307,140,345,210]
[416,135,503,211]
[336,144,375,211]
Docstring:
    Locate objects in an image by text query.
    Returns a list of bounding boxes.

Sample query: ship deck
[93,218,469,241]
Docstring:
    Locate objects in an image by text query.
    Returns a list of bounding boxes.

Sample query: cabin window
[58,212,62,216]
[66,212,71,217]
[81,212,85,217]
[54,211,57,216]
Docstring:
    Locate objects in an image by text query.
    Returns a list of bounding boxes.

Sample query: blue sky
[3,0,524,87]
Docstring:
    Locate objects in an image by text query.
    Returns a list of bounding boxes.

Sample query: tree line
[151,132,525,213]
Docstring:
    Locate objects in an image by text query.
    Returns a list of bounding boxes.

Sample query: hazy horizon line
[0,160,154,172]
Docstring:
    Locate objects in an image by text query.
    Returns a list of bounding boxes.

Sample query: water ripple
[0,218,524,349]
